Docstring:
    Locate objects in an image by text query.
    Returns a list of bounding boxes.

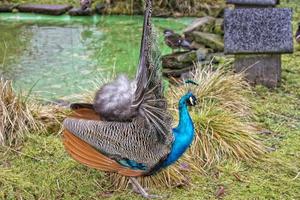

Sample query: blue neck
[160,99,195,169]
[177,100,193,131]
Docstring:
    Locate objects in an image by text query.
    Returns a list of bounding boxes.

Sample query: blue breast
[160,104,195,169]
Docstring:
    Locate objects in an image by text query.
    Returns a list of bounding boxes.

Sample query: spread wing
[63,116,171,171]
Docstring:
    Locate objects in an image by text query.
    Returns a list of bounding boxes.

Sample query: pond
[0,13,192,100]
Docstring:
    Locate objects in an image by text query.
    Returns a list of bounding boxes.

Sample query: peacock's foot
[133,190,164,199]
[129,177,165,199]
[143,194,164,199]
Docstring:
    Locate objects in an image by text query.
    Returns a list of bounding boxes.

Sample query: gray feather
[93,75,137,121]
[64,117,172,170]
[92,0,173,145]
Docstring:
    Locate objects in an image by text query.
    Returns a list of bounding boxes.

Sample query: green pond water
[0,13,192,100]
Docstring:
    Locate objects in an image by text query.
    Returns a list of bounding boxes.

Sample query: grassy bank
[5,0,224,16]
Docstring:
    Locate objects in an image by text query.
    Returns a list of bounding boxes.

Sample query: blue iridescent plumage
[160,92,195,169]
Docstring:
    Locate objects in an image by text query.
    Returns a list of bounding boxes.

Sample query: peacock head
[180,92,197,107]
[179,80,199,107]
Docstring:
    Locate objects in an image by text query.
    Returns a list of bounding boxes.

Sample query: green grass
[1,0,300,199]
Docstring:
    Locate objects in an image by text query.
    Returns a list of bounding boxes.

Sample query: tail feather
[63,129,144,177]
[131,0,173,144]
[64,131,112,165]
[134,0,153,99]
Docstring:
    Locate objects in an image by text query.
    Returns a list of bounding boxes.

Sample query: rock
[184,16,216,34]
[224,8,293,54]
[176,51,198,63]
[189,41,206,50]
[180,71,194,80]
[12,8,18,13]
[213,18,224,35]
[0,4,16,12]
[189,31,224,52]
[226,0,279,6]
[234,54,281,88]
[198,4,225,18]
[69,8,93,16]
[162,51,195,69]
[196,48,209,61]
[208,53,226,64]
[95,3,107,14]
[207,4,225,17]
[162,49,210,69]
[194,10,208,18]
[17,4,72,15]
[163,65,195,78]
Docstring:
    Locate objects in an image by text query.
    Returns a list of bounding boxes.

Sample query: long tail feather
[63,130,144,177]
[135,0,153,91]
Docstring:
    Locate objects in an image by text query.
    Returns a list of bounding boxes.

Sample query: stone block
[224,8,293,54]
[17,4,72,15]
[234,54,281,88]
[226,0,279,6]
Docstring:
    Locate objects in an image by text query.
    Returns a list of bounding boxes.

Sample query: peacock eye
[189,97,194,106]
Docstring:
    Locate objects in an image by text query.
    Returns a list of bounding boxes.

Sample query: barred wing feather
[63,117,171,171]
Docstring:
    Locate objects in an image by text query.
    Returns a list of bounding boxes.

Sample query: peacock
[62,0,197,198]
[163,29,196,52]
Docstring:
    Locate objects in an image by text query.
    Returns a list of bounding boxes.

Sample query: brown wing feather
[63,125,144,177]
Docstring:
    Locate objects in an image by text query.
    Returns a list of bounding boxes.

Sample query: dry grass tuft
[168,66,266,168]
[31,104,68,134]
[0,78,43,146]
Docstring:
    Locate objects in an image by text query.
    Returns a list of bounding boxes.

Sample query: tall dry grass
[168,66,266,168]
[0,78,42,146]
